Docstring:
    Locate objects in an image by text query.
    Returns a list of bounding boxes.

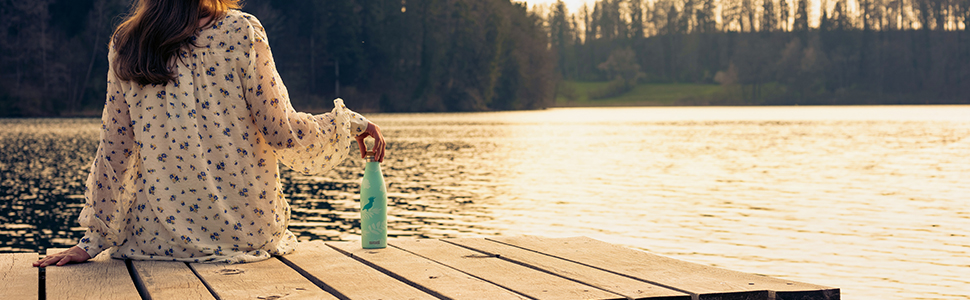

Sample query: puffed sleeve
[238,13,369,174]
[75,42,140,258]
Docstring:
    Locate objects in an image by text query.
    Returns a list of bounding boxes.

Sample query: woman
[34,0,384,266]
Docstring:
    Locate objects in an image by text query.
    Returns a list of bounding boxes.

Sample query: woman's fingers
[41,255,59,267]
[356,132,370,158]
[57,255,71,266]
[375,134,385,162]
[34,254,59,267]
[369,123,385,163]
[34,246,90,267]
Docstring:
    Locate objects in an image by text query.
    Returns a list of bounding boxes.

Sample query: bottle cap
[365,150,376,157]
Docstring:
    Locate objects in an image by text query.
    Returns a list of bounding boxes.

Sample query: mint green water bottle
[360,150,387,249]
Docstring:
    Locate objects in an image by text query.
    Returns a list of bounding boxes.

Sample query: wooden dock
[1,236,838,300]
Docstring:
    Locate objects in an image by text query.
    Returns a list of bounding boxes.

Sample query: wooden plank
[45,248,141,300]
[190,256,336,300]
[391,239,624,300]
[131,260,215,300]
[491,236,840,300]
[0,253,38,300]
[329,240,529,300]
[445,238,691,300]
[279,240,437,300]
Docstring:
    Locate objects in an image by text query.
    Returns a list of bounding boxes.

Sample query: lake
[2,105,969,299]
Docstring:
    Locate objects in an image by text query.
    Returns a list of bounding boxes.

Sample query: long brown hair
[112,0,241,85]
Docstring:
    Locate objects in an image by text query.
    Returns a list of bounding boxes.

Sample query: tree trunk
[76,0,106,113]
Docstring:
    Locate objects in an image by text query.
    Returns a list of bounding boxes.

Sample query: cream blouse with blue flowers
[76,10,369,263]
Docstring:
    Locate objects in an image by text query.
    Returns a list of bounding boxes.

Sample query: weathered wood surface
[491,236,841,300]
[280,240,435,300]
[445,237,690,299]
[44,248,140,300]
[392,239,624,300]
[331,239,529,300]
[4,236,838,300]
[0,253,37,300]
[190,255,335,300]
[130,260,214,300]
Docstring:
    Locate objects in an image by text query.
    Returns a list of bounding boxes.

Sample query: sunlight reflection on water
[2,105,970,299]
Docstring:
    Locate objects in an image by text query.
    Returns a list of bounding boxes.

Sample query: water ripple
[3,106,970,299]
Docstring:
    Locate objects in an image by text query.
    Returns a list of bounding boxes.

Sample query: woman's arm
[239,13,381,172]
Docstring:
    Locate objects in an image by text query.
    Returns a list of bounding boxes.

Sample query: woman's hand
[356,121,385,162]
[33,246,91,267]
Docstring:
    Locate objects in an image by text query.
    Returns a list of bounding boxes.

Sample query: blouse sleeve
[75,43,140,258]
[239,14,369,174]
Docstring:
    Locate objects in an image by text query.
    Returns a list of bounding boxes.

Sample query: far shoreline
[2,100,969,119]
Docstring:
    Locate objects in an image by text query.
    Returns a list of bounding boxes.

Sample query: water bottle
[359,150,387,249]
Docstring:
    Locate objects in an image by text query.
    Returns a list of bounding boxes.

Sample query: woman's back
[75,10,370,264]
[34,1,384,268]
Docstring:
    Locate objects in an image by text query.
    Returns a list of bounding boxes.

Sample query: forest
[0,0,554,116]
[548,0,970,105]
[1,0,968,117]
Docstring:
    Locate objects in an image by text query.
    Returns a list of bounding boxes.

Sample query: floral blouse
[76,10,369,263]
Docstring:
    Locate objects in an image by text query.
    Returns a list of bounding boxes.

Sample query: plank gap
[126,260,151,300]
[485,237,699,298]
[442,239,634,300]
[388,242,541,300]
[39,265,45,300]
[187,262,222,300]
[324,243,453,300]
[276,256,351,300]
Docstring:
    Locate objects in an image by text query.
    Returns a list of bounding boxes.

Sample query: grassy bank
[555,81,723,107]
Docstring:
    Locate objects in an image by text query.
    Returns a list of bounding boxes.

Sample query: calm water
[2,106,969,299]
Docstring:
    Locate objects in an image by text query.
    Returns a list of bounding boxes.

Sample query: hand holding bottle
[356,121,385,163]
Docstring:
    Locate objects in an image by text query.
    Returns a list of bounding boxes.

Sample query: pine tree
[762,0,777,32]
[793,0,810,31]
[779,0,791,31]
[630,0,646,38]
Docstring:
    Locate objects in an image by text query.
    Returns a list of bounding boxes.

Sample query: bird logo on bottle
[362,196,376,211]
